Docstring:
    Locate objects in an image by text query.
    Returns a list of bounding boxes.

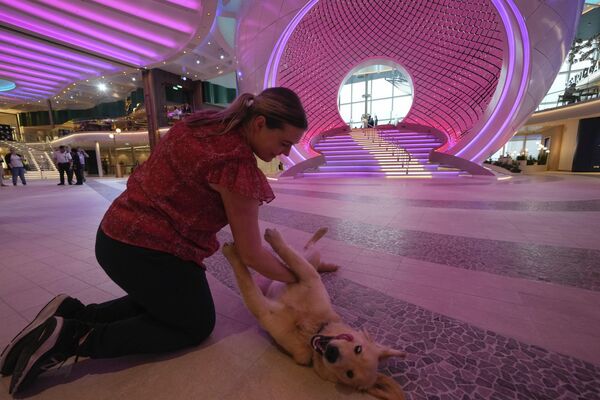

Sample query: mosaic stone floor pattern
[86,179,600,291]
[209,232,600,400]
[1,174,599,399]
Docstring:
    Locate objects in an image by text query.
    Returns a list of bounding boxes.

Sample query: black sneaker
[0,294,84,376]
[10,317,91,394]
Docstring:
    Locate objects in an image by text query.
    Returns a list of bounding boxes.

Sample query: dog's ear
[377,344,406,360]
[365,373,405,400]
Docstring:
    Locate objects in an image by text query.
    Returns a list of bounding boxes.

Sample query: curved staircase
[305,129,467,178]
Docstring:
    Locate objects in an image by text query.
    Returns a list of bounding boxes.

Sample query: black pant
[78,228,215,358]
[74,166,84,184]
[66,164,74,184]
[57,163,70,184]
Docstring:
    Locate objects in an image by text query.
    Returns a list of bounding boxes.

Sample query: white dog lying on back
[222,227,406,400]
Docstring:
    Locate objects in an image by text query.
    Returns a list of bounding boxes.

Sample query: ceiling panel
[0,0,208,108]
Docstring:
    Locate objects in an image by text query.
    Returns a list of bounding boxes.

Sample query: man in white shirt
[4,148,27,186]
[52,145,72,186]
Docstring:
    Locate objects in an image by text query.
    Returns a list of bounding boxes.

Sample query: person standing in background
[1,153,8,186]
[4,148,27,186]
[71,147,89,185]
[52,146,72,186]
[66,146,75,185]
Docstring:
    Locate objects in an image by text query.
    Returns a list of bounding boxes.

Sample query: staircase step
[316,139,440,147]
[325,160,438,167]
[301,171,461,178]
[318,149,434,156]
[315,144,440,151]
[324,135,439,141]
[324,155,430,162]
[303,131,468,178]
[319,165,439,172]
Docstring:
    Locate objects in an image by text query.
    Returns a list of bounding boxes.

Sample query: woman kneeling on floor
[1,87,307,394]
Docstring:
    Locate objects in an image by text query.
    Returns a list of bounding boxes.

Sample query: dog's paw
[317,262,340,273]
[264,228,283,245]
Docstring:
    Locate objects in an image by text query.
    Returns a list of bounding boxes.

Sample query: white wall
[558,119,580,171]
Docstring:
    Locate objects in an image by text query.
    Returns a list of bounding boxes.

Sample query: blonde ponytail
[185,87,307,134]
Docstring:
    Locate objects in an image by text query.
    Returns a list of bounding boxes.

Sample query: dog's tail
[304,227,328,250]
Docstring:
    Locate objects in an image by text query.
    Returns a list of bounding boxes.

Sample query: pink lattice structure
[274,0,504,155]
[239,0,581,166]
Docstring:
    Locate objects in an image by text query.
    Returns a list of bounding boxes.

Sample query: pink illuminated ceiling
[0,0,206,105]
[275,0,505,147]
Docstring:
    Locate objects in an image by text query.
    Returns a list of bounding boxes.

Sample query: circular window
[337,61,413,128]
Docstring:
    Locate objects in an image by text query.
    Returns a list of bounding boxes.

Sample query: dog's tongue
[310,334,354,354]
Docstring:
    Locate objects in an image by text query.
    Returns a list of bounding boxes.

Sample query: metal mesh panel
[276,0,504,148]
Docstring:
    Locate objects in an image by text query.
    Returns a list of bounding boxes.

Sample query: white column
[95,141,103,177]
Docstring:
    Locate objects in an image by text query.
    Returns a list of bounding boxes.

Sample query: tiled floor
[0,173,599,399]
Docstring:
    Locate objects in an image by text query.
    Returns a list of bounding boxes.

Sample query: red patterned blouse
[100,117,275,267]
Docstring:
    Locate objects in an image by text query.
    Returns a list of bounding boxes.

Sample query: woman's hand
[210,182,296,283]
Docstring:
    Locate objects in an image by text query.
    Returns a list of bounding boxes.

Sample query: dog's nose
[325,345,339,363]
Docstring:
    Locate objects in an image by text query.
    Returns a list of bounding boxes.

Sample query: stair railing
[376,130,412,175]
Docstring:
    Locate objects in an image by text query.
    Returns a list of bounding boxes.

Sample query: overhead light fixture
[196,60,200,64]
[132,77,136,81]
[97,83,107,91]
[176,85,182,89]
[220,54,224,59]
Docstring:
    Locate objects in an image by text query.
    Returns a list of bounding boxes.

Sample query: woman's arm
[210,183,297,283]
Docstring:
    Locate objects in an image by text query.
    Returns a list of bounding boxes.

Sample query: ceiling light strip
[0,12,143,65]
[12,80,63,91]
[0,70,62,86]
[0,4,157,60]
[164,0,201,10]
[90,0,194,34]
[0,50,100,77]
[14,87,57,95]
[0,31,118,70]
[0,92,34,100]
[0,54,83,79]
[37,0,178,47]
[0,65,70,82]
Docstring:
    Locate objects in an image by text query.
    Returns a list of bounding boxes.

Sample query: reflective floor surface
[0,173,599,399]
